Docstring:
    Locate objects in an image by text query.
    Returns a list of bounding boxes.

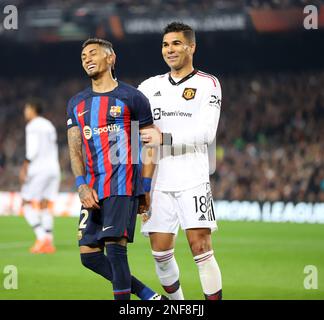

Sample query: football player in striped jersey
[67,38,166,300]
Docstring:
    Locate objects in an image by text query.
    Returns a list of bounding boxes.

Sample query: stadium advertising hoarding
[0,192,323,224]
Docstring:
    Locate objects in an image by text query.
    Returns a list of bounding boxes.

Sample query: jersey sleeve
[171,79,222,146]
[131,90,153,128]
[137,78,151,98]
[66,97,78,129]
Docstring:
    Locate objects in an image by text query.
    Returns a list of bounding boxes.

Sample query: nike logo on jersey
[102,226,114,231]
[78,110,89,117]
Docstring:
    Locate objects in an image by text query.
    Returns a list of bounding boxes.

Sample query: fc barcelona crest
[182,88,197,100]
[110,106,122,117]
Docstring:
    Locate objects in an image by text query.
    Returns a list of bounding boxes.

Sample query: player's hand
[140,127,162,146]
[138,192,151,222]
[78,184,100,209]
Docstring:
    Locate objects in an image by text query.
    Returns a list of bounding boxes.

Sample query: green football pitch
[0,216,323,300]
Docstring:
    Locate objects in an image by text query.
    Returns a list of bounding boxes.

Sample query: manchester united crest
[182,88,197,100]
[110,106,122,117]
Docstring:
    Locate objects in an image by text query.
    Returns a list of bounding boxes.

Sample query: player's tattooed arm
[67,127,85,177]
[67,127,99,209]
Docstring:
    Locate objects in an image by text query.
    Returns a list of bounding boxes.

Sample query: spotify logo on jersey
[83,126,92,140]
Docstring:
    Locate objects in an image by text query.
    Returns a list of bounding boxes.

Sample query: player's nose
[84,56,92,65]
[167,45,174,53]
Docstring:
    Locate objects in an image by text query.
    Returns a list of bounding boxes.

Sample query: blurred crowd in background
[212,72,324,202]
[0,71,323,202]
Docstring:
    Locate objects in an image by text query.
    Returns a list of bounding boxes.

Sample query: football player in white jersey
[138,22,222,300]
[20,99,60,254]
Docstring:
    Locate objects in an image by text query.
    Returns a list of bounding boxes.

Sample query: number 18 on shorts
[141,182,217,235]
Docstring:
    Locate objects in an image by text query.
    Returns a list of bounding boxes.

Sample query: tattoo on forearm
[67,127,85,177]
[78,184,91,200]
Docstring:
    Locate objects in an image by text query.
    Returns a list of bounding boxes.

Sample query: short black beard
[89,72,100,80]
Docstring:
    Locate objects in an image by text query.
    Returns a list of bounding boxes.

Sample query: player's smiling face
[81,44,111,79]
[162,32,195,71]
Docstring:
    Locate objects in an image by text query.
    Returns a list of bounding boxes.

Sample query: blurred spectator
[210,71,324,202]
[0,148,5,174]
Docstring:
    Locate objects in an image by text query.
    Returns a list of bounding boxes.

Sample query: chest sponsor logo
[110,106,122,117]
[182,88,197,100]
[83,124,120,140]
[153,108,192,120]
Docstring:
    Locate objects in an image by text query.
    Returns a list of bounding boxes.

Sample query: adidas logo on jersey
[153,91,161,96]
[198,214,206,221]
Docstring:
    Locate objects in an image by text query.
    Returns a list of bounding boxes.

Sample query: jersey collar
[168,69,198,86]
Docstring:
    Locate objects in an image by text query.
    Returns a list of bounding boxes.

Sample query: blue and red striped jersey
[66,81,153,200]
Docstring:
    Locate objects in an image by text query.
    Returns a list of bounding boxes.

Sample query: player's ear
[190,42,196,55]
[107,52,116,68]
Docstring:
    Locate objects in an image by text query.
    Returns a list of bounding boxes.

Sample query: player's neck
[170,65,194,80]
[27,114,38,123]
[91,72,118,93]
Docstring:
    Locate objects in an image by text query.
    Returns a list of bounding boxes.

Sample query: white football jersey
[138,70,221,191]
[25,116,60,177]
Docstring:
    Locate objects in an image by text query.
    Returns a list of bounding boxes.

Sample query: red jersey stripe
[197,71,217,87]
[99,96,112,197]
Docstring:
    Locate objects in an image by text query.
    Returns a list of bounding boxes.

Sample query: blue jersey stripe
[84,99,98,192]
[108,98,119,195]
[73,106,80,128]
[90,97,105,199]
[115,99,127,195]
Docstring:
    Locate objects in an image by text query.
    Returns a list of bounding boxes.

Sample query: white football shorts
[21,173,60,202]
[141,182,217,236]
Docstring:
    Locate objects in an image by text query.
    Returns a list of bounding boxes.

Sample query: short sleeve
[137,79,151,98]
[131,91,153,128]
[66,97,78,129]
